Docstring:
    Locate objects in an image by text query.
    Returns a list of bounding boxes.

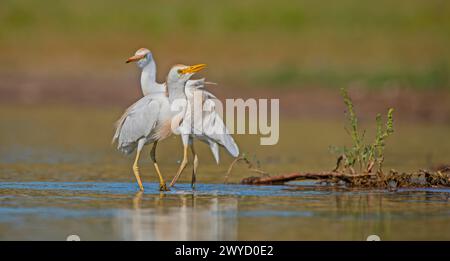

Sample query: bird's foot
[159,183,170,192]
[169,178,180,187]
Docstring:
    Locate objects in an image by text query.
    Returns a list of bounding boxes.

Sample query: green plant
[332,88,394,174]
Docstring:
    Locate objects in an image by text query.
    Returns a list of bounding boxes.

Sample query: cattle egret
[113,60,206,191]
[116,48,239,190]
[166,67,240,188]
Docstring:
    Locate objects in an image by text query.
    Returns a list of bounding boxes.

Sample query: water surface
[0,181,449,240]
[0,105,449,240]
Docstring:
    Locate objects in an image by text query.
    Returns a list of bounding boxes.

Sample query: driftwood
[241,172,372,185]
[240,169,450,188]
[227,156,450,188]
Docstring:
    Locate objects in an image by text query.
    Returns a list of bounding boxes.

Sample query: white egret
[124,48,239,189]
[112,61,206,191]
[125,48,220,162]
[167,69,240,188]
[113,47,168,192]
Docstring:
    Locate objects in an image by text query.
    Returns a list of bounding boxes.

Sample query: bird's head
[126,48,153,68]
[167,64,207,84]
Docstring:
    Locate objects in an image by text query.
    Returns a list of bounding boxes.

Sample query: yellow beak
[126,54,146,63]
[179,64,207,74]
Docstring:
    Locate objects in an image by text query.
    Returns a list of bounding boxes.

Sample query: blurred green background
[1,0,449,89]
[0,0,449,178]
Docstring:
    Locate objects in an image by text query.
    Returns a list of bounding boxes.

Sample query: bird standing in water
[123,48,239,189]
[113,48,239,191]
[166,67,239,189]
[112,58,207,191]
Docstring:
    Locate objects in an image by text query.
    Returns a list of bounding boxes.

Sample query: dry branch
[224,155,269,184]
[226,154,450,188]
[240,172,372,185]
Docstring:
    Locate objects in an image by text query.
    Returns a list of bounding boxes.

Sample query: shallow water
[0,105,449,240]
[0,181,449,240]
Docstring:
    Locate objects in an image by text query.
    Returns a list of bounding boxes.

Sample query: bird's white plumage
[181,78,239,163]
[114,48,240,190]
[112,95,170,155]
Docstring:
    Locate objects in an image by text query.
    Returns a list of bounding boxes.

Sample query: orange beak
[179,64,207,74]
[126,54,146,63]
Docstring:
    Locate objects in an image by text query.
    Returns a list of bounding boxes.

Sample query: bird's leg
[132,149,144,191]
[170,144,189,187]
[150,141,169,192]
[190,144,198,190]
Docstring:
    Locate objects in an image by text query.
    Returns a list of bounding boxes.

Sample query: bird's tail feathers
[222,134,239,158]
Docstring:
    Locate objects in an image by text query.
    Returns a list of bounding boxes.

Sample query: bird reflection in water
[115,192,238,240]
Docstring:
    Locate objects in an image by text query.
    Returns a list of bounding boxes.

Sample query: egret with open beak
[166,64,239,189]
[115,48,239,191]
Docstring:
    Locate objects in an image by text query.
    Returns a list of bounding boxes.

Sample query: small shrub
[331,88,394,174]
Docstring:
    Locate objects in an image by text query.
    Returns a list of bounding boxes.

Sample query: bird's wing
[184,80,239,159]
[208,140,220,164]
[200,99,239,158]
[112,96,161,154]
